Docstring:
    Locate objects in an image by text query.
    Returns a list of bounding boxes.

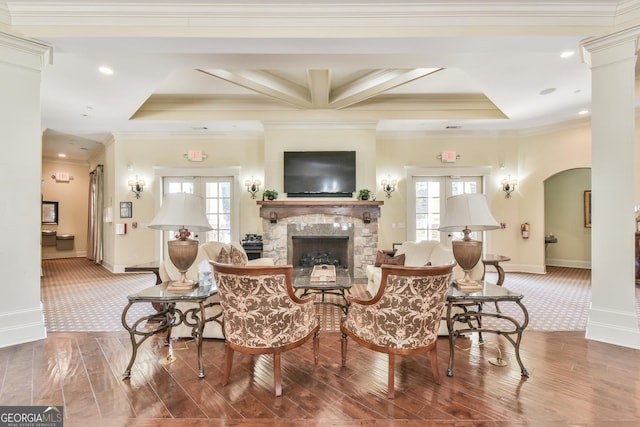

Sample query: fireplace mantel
[257,200,383,223]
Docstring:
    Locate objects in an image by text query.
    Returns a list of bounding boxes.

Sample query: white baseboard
[504,263,546,274]
[42,252,86,260]
[0,307,47,348]
[545,258,591,269]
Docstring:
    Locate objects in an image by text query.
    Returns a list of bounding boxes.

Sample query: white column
[0,32,51,347]
[581,27,640,349]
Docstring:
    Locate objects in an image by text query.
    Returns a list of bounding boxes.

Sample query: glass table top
[448,281,523,301]
[127,282,217,302]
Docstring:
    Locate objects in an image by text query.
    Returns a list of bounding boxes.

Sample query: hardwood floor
[1,330,639,426]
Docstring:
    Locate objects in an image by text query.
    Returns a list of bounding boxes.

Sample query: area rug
[42,258,158,332]
[41,258,640,333]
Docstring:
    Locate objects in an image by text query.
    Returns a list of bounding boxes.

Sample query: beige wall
[48,119,597,274]
[376,134,519,259]
[544,168,591,268]
[103,133,265,271]
[41,160,91,259]
[263,124,377,197]
[517,123,592,271]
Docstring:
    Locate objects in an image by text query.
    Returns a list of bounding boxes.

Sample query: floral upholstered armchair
[341,262,455,399]
[211,261,320,397]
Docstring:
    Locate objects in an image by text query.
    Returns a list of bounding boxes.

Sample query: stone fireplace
[258,201,382,279]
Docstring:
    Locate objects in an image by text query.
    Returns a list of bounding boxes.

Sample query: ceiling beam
[198,69,312,109]
[307,69,331,108]
[329,68,442,109]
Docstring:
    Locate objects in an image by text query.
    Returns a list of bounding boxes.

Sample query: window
[162,176,235,248]
[203,179,232,243]
[409,174,483,245]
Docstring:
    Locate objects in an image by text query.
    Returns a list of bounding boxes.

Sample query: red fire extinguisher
[521,222,530,239]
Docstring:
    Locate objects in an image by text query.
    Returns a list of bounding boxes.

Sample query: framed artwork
[392,242,402,252]
[584,190,591,228]
[42,201,59,224]
[120,201,132,218]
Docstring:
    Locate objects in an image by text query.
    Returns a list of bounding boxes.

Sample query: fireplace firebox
[292,236,349,269]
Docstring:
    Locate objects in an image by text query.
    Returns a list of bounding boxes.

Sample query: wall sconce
[501,176,517,198]
[128,176,145,199]
[244,177,261,199]
[381,176,397,198]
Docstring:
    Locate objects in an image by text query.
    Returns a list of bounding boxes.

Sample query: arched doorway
[543,168,591,269]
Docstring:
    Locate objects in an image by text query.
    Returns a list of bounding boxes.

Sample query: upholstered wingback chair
[211,261,320,397]
[341,262,455,399]
[159,241,274,339]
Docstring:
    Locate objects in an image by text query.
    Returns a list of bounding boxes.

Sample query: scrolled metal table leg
[196,301,206,378]
[121,301,135,379]
[446,301,455,377]
[514,300,530,377]
[183,302,207,378]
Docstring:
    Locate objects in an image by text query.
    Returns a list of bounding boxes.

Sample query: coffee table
[293,266,352,313]
[121,282,217,379]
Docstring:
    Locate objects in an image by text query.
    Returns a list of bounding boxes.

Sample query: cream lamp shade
[148,193,212,233]
[148,193,212,289]
[439,193,500,291]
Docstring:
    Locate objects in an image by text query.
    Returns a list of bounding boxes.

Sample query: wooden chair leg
[222,344,234,386]
[274,350,282,397]
[388,352,395,399]
[430,347,441,385]
[341,332,348,366]
[313,331,320,365]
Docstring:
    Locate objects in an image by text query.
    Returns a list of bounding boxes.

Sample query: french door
[161,176,234,253]
[410,175,482,246]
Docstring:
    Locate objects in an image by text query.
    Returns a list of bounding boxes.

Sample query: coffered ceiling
[2,0,637,161]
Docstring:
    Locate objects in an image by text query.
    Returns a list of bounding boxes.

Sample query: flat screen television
[284,151,356,197]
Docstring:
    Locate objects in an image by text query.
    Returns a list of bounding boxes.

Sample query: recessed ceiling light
[98,66,113,75]
[578,109,589,115]
[540,88,556,95]
[560,51,575,58]
[58,153,66,158]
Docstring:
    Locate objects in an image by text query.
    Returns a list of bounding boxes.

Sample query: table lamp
[148,193,212,290]
[439,193,500,291]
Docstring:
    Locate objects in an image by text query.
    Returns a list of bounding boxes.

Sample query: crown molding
[0,30,51,70]
[6,1,636,38]
[376,115,595,140]
[263,120,377,130]
[111,130,263,140]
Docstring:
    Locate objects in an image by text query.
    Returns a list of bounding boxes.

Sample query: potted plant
[263,189,278,200]
[357,189,374,201]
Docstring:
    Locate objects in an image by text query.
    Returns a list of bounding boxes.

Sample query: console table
[445,281,529,377]
[121,282,217,379]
